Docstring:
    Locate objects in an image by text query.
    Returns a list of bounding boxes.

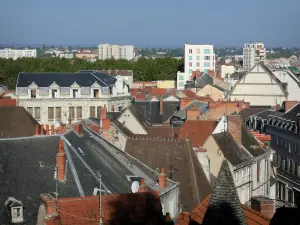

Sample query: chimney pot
[159,168,167,189]
[51,124,55,135]
[35,124,39,135]
[41,124,44,135]
[56,139,66,182]
[138,178,148,193]
[46,125,49,135]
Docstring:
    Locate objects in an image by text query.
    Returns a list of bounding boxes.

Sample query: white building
[0,48,37,60]
[243,42,266,71]
[59,53,74,59]
[98,44,134,60]
[15,71,131,125]
[177,43,215,90]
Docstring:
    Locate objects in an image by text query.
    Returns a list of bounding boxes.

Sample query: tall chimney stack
[56,139,66,182]
[159,168,167,189]
[51,124,55,135]
[41,124,44,135]
[138,178,148,193]
[35,124,39,135]
[46,125,49,135]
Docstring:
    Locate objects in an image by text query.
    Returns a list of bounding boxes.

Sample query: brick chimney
[51,124,55,135]
[192,71,201,80]
[41,124,44,135]
[284,101,298,112]
[180,99,190,109]
[159,168,167,189]
[227,114,242,145]
[46,125,49,135]
[186,107,200,120]
[56,139,66,182]
[160,95,163,115]
[138,178,148,193]
[209,70,215,77]
[251,196,275,218]
[35,124,39,135]
[40,194,57,215]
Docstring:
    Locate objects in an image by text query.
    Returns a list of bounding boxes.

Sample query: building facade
[15,71,131,125]
[0,48,37,60]
[177,43,215,90]
[98,44,134,60]
[243,42,266,71]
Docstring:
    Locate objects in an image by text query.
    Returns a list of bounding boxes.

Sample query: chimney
[209,70,215,77]
[41,124,44,135]
[56,139,66,182]
[227,114,242,145]
[186,107,200,120]
[180,99,190,109]
[159,168,167,189]
[35,124,39,135]
[284,101,298,112]
[51,124,55,135]
[111,104,115,112]
[251,196,275,218]
[46,125,49,135]
[40,194,57,215]
[100,105,107,119]
[160,95,163,115]
[138,178,148,193]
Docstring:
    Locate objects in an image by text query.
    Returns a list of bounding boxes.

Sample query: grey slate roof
[172,100,208,120]
[212,132,251,166]
[202,160,247,225]
[17,71,117,87]
[253,109,284,119]
[239,108,270,120]
[111,120,135,137]
[282,103,300,121]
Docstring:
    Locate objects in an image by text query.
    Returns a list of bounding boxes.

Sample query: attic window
[31,90,36,98]
[93,89,99,98]
[73,89,79,98]
[4,197,24,223]
[52,89,58,98]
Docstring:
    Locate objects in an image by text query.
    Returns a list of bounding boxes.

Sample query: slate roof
[239,108,270,120]
[282,103,300,121]
[0,136,80,225]
[252,109,284,120]
[212,132,251,166]
[0,106,41,137]
[201,160,247,225]
[97,69,133,77]
[125,139,212,211]
[111,120,135,137]
[17,71,117,87]
[173,100,208,120]
[127,104,151,126]
[46,193,164,225]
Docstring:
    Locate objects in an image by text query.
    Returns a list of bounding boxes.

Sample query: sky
[0,0,300,48]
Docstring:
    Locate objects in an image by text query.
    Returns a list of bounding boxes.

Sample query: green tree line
[0,57,183,89]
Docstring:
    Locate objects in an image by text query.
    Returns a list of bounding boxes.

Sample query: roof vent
[4,197,24,223]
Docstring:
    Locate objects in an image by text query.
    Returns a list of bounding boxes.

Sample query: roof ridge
[241,204,272,221]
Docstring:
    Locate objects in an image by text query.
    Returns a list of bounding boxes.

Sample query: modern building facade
[243,41,266,71]
[0,48,37,60]
[98,44,134,60]
[177,43,215,90]
[15,71,131,125]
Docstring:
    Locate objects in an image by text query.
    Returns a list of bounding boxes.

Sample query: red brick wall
[186,109,200,120]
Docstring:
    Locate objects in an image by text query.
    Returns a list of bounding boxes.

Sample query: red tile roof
[179,120,217,147]
[176,194,271,225]
[46,193,162,225]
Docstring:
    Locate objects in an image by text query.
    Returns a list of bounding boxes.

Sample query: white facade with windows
[98,44,134,60]
[177,43,215,90]
[0,48,37,60]
[243,42,266,71]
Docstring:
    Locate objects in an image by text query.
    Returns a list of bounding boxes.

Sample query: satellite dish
[131,181,139,193]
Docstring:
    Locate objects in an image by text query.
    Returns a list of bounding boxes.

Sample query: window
[97,106,101,118]
[289,160,293,173]
[189,69,192,74]
[247,167,250,176]
[289,140,292,153]
[204,49,211,54]
[196,56,200,60]
[73,89,78,98]
[27,107,33,116]
[204,62,210,67]
[52,89,58,98]
[204,56,210,60]
[204,69,209,73]
[241,169,244,178]
[196,49,200,54]
[257,162,260,183]
[235,172,238,180]
[76,107,82,119]
[196,62,200,67]
[295,162,298,176]
[69,107,75,119]
[118,106,123,112]
[189,62,192,67]
[189,49,192,54]
[179,75,184,80]
[93,89,99,98]
[48,107,54,121]
[35,107,40,120]
[55,107,61,121]
[293,142,299,154]
[90,106,95,117]
[284,158,288,170]
[287,189,292,203]
[30,90,36,98]
[189,56,192,61]
[179,82,185,87]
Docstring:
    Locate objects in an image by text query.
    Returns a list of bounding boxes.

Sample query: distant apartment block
[0,48,37,60]
[59,53,74,59]
[243,41,266,71]
[98,44,134,60]
[177,43,215,90]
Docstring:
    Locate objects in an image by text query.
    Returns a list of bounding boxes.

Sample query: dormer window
[73,89,78,98]
[31,90,36,98]
[93,89,99,98]
[52,89,58,98]
[4,197,24,223]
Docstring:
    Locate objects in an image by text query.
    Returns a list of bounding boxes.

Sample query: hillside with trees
[0,57,183,89]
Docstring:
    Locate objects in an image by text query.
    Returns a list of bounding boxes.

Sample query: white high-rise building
[98,44,134,60]
[0,48,37,60]
[243,41,266,71]
[177,43,215,90]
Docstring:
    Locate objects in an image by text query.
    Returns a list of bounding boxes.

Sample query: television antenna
[131,181,139,193]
